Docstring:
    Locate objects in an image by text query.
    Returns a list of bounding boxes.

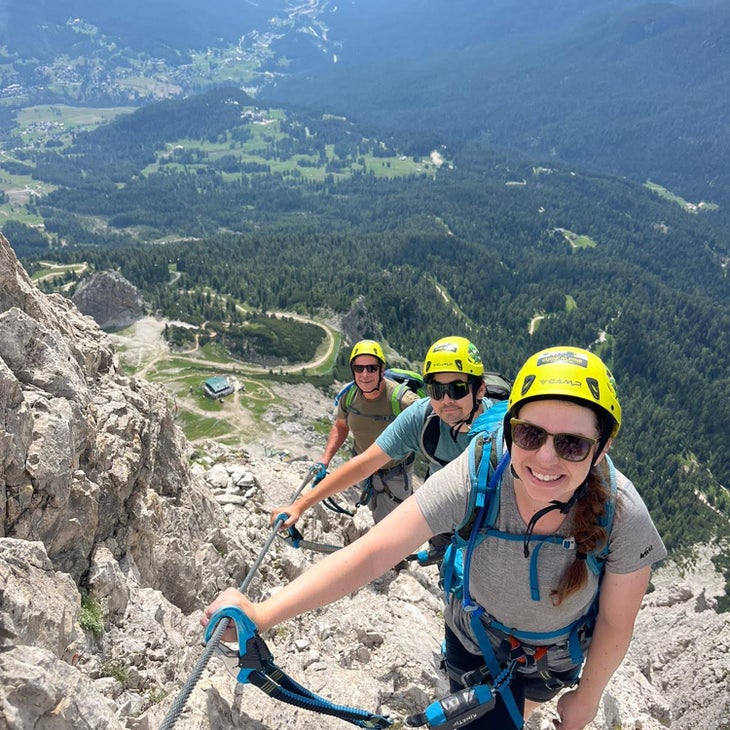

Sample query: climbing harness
[356,455,415,509]
[205,605,391,728]
[159,462,344,730]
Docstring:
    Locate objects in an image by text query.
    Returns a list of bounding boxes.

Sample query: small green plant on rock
[100,659,130,686]
[79,593,104,639]
[147,687,168,705]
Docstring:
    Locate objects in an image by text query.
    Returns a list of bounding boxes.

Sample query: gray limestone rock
[72,270,145,331]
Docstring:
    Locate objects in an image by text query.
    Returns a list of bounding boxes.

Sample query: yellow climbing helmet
[422,336,484,378]
[508,346,621,436]
[349,339,385,365]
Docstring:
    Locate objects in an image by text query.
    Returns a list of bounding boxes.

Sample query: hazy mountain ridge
[2,1,728,205]
[264,0,730,205]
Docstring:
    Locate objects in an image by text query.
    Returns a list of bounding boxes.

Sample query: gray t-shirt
[415,448,667,653]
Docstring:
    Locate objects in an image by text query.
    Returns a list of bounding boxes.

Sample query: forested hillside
[2,0,728,212]
[264,0,730,213]
[4,87,729,554]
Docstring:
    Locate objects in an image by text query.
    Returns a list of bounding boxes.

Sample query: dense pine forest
[3,87,728,557]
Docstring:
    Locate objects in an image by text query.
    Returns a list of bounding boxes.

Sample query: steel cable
[158,464,318,729]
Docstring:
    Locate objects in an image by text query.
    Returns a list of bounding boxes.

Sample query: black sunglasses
[352,364,380,374]
[510,419,597,462]
[426,380,471,401]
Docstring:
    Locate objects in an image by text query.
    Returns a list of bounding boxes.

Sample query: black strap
[323,495,356,515]
[280,525,343,554]
[522,481,587,557]
[420,408,448,467]
[247,664,391,727]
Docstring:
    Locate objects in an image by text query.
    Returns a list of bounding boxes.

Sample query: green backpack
[334,367,427,420]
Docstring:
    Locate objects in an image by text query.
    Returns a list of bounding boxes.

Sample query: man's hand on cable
[312,461,328,486]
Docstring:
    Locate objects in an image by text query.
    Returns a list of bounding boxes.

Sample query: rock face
[0,232,728,730]
[71,270,145,331]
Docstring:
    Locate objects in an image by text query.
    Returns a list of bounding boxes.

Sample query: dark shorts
[442,625,582,728]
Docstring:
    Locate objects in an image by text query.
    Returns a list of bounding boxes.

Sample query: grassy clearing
[553,227,597,250]
[141,120,434,182]
[30,261,88,282]
[176,410,231,441]
[240,379,276,401]
[644,180,719,213]
[16,104,135,144]
[0,203,46,226]
[0,163,58,215]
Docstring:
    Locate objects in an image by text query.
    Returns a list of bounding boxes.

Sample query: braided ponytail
[551,460,612,606]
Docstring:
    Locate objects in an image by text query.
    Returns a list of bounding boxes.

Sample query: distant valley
[1,0,728,209]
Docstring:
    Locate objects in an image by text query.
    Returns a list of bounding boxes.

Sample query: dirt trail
[117,314,336,379]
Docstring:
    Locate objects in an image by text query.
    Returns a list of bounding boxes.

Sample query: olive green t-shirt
[336,378,419,469]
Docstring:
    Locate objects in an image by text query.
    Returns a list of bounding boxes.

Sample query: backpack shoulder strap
[344,384,357,411]
[420,403,449,467]
[333,381,355,411]
[457,426,503,539]
[439,430,510,601]
[390,382,410,417]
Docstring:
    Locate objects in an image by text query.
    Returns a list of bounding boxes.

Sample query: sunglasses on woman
[426,380,471,401]
[510,419,598,462]
[352,364,380,374]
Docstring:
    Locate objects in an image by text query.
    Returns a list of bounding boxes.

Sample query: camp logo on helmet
[540,377,582,388]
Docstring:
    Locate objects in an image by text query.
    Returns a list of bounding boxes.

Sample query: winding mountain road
[115,312,337,379]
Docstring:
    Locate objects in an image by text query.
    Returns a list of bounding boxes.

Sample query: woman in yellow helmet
[205,347,666,730]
